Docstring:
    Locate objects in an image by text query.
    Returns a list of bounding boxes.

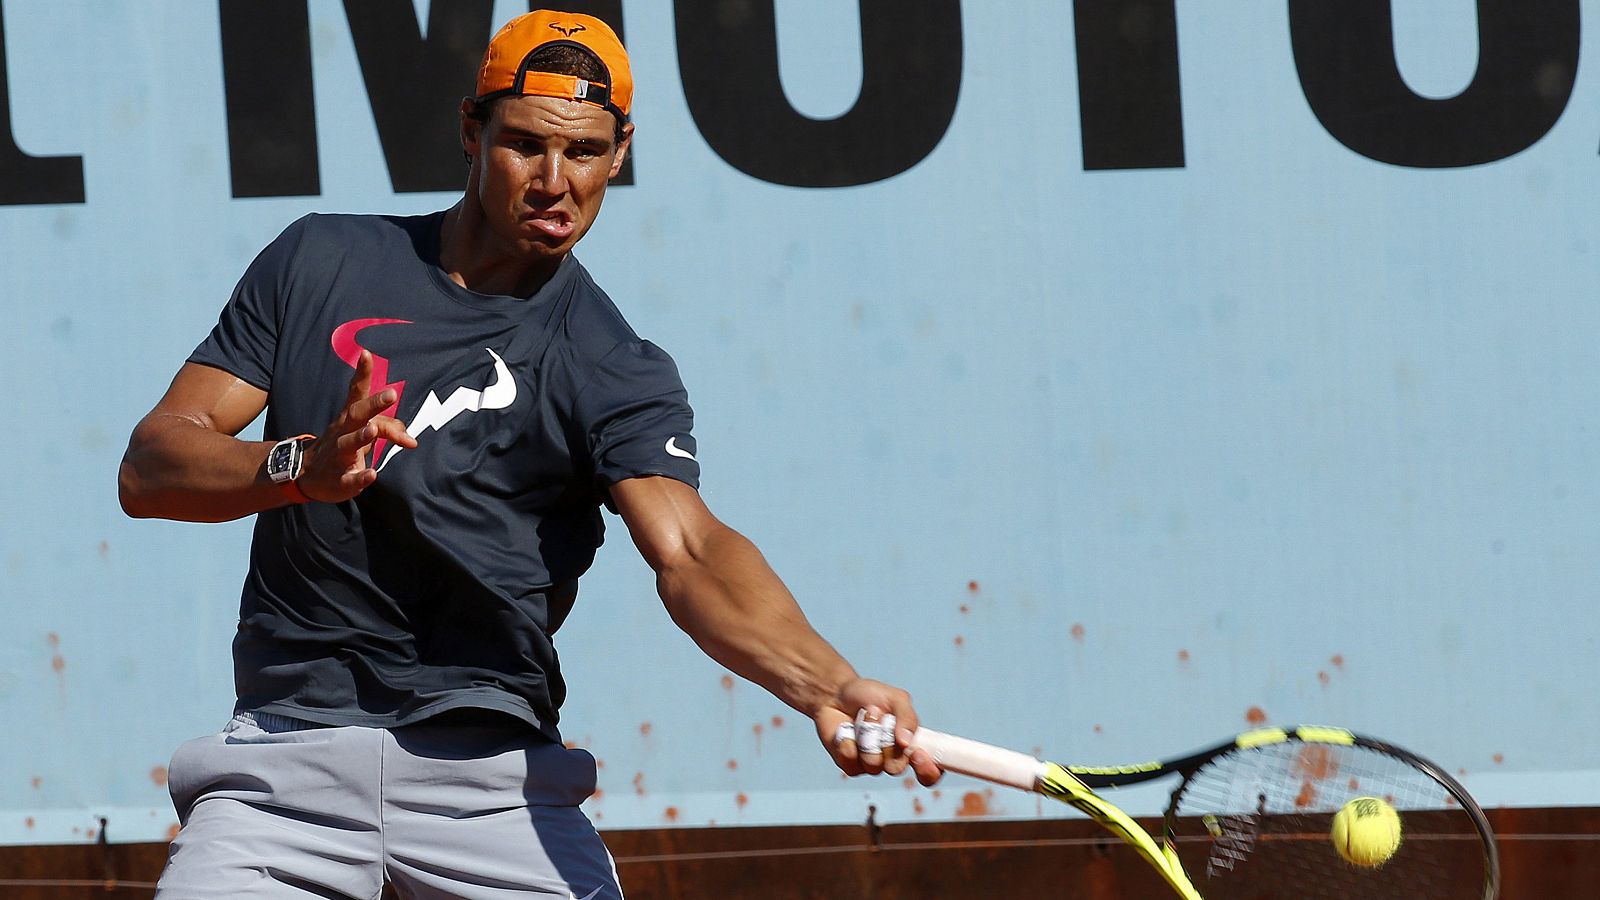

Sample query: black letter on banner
[1073,0,1185,170]
[674,0,962,188]
[345,0,493,193]
[221,0,320,197]
[0,0,85,205]
[1289,0,1579,168]
[536,0,633,185]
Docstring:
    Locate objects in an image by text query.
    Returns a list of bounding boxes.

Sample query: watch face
[268,440,298,480]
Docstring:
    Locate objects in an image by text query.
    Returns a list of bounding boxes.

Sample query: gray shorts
[155,711,623,899]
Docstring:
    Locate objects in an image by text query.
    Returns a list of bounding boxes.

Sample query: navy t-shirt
[189,212,699,741]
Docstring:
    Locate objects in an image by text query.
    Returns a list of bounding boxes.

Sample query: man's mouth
[523,209,575,240]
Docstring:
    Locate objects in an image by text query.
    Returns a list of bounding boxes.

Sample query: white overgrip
[910,727,1047,793]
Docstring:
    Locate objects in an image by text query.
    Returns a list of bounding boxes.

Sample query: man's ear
[610,122,635,179]
[459,98,485,163]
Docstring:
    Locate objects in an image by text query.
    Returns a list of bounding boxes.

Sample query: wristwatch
[266,434,316,503]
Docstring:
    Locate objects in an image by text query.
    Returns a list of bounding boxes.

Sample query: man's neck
[437,202,564,298]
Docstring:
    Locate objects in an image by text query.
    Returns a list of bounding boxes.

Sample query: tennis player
[119,10,939,898]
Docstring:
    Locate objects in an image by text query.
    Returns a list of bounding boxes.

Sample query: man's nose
[532,152,567,195]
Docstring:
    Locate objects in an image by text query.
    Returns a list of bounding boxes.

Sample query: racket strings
[1167,743,1490,899]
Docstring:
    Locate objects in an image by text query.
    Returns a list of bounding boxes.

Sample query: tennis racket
[843,719,1499,899]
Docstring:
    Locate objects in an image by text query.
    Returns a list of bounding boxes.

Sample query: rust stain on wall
[956,790,994,817]
[1295,745,1337,782]
[1294,781,1317,808]
[1246,706,1268,725]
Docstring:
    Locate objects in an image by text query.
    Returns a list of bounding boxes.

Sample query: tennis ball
[1331,797,1402,867]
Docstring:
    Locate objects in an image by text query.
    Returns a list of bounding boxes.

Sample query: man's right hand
[297,350,417,503]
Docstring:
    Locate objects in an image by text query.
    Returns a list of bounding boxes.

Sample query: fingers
[373,415,418,450]
[825,681,945,785]
[338,467,379,493]
[821,711,865,776]
[834,716,940,784]
[345,350,374,408]
[829,707,901,776]
[855,707,898,776]
[332,416,415,455]
[835,681,919,775]
[294,355,415,504]
[346,388,399,430]
[908,748,943,787]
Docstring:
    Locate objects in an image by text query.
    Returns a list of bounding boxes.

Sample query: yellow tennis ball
[1331,797,1402,867]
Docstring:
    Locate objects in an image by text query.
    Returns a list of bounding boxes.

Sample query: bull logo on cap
[548,22,587,37]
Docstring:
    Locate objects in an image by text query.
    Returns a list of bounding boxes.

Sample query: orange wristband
[278,478,312,504]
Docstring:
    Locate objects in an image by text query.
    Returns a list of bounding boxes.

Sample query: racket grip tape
[910,727,1046,792]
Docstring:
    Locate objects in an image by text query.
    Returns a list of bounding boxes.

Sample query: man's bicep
[144,362,269,436]
[611,475,721,573]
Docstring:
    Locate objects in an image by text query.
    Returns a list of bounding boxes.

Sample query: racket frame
[911,724,1500,900]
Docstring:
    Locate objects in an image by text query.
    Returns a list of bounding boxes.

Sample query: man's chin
[506,228,577,259]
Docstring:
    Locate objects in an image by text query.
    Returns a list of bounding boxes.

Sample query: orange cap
[474,11,632,121]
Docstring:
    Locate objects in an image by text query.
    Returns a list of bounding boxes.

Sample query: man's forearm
[656,524,858,717]
[119,414,285,522]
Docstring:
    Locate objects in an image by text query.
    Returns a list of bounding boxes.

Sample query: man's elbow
[117,458,156,518]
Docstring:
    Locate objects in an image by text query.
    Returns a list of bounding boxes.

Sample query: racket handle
[911,727,1047,793]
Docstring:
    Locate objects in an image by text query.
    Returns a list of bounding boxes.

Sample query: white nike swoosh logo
[378,348,517,470]
[664,436,696,461]
[570,888,603,900]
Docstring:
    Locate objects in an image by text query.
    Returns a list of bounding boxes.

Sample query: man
[119,10,939,898]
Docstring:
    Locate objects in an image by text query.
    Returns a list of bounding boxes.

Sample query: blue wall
[1,0,1597,844]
